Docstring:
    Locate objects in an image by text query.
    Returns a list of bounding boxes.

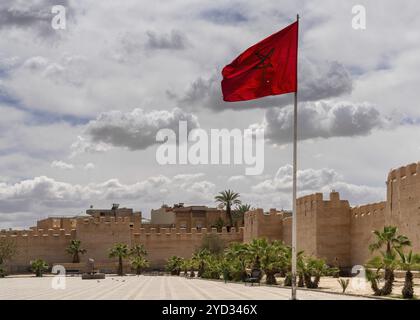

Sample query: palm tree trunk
[298,273,304,287]
[371,269,394,296]
[284,273,292,286]
[370,278,380,295]
[118,256,123,276]
[265,271,277,285]
[381,269,394,295]
[227,204,233,227]
[198,262,204,277]
[304,274,318,289]
[402,270,414,299]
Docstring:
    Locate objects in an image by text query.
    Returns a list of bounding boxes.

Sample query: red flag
[221,21,298,102]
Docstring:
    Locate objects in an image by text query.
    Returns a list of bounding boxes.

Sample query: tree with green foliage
[192,248,211,277]
[247,239,281,284]
[165,256,183,275]
[31,259,49,277]
[396,249,420,299]
[224,242,249,281]
[131,256,150,275]
[201,254,222,280]
[66,240,86,263]
[282,246,305,287]
[0,238,17,277]
[300,257,336,289]
[366,253,399,296]
[367,226,411,296]
[212,217,225,232]
[233,204,251,228]
[109,243,130,276]
[130,244,147,258]
[215,190,241,228]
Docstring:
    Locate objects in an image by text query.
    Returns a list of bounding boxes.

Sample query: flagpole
[291,13,299,301]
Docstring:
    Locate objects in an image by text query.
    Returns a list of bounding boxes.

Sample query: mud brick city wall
[2,161,419,272]
[133,227,243,268]
[349,202,386,266]
[0,229,75,273]
[386,163,420,253]
[243,209,284,243]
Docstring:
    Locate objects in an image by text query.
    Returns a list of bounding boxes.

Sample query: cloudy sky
[1,0,420,228]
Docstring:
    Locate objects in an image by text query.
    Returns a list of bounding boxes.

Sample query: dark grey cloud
[200,9,248,25]
[172,58,353,112]
[74,108,199,152]
[145,29,188,50]
[254,100,386,145]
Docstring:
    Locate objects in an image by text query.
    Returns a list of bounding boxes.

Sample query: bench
[244,269,261,286]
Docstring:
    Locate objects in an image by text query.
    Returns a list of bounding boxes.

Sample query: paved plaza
[0,275,372,300]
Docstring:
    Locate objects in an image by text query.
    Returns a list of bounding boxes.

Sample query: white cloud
[83,162,95,170]
[0,173,217,226]
[227,175,245,183]
[70,136,112,157]
[252,165,340,194]
[251,164,385,208]
[51,160,74,170]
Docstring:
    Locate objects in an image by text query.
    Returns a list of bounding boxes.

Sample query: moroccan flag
[221,21,298,102]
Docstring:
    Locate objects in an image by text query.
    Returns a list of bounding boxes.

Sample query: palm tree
[215,190,241,228]
[192,248,211,277]
[233,204,251,227]
[224,242,249,281]
[109,243,130,276]
[31,259,49,277]
[131,256,150,275]
[181,259,190,276]
[300,257,333,289]
[369,226,411,255]
[368,226,411,295]
[66,240,87,263]
[130,244,147,258]
[282,246,305,287]
[165,256,183,275]
[396,249,420,299]
[366,253,399,296]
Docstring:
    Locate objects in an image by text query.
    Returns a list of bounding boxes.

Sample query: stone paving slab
[0,275,373,300]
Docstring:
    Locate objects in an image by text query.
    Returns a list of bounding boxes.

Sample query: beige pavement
[0,275,373,300]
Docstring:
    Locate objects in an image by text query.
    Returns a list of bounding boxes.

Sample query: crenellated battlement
[297,193,324,205]
[132,227,243,240]
[0,228,76,239]
[387,162,420,182]
[2,160,419,272]
[350,201,386,219]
